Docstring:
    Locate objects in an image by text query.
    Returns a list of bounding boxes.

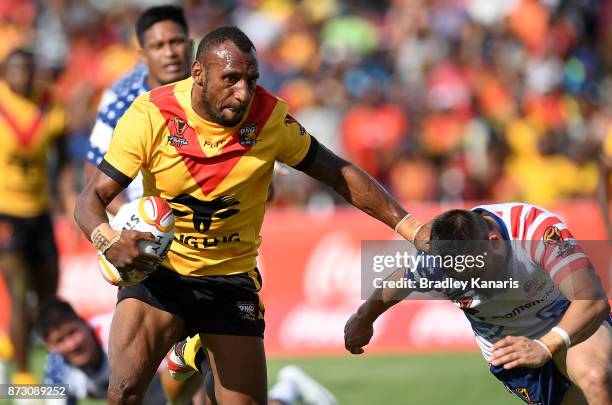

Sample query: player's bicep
[558,265,608,301]
[84,166,128,207]
[300,140,349,187]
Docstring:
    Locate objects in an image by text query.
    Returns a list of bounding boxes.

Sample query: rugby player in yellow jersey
[75,26,425,405]
[0,49,75,383]
[598,129,612,240]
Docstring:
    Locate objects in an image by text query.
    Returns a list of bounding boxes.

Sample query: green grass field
[11,346,521,405]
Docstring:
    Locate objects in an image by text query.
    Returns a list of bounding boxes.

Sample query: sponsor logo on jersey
[175,232,240,249]
[491,285,555,319]
[284,114,306,135]
[169,194,240,233]
[236,302,257,321]
[238,123,258,146]
[168,117,189,147]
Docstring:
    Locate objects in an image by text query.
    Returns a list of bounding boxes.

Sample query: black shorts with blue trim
[117,266,265,340]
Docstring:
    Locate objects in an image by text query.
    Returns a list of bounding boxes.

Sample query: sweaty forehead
[205,41,257,71]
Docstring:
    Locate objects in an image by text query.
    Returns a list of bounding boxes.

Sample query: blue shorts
[490,360,572,405]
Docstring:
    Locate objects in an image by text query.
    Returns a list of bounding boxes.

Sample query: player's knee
[108,377,146,405]
[578,367,611,397]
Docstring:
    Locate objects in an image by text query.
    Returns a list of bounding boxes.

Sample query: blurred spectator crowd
[2,0,611,209]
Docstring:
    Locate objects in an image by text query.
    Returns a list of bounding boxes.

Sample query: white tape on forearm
[534,339,553,359]
[90,223,121,255]
[551,326,571,349]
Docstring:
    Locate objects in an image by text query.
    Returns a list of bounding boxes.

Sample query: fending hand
[344,313,374,355]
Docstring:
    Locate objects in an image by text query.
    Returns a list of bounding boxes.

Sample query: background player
[85,5,192,213]
[75,26,424,404]
[345,203,611,404]
[37,299,168,405]
[0,48,75,384]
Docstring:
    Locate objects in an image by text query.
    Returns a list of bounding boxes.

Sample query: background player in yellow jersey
[75,26,425,405]
[0,48,75,383]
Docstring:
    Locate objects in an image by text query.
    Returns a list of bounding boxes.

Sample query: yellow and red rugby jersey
[0,81,67,217]
[102,77,317,277]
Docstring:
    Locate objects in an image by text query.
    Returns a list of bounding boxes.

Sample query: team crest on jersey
[171,116,187,135]
[284,114,306,135]
[543,226,563,246]
[543,225,577,257]
[168,117,189,148]
[238,123,258,146]
[236,302,257,321]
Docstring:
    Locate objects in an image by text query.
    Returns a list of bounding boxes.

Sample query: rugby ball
[98,196,175,287]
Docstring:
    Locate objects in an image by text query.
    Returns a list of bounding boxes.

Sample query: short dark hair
[135,5,188,46]
[35,299,83,340]
[429,209,491,264]
[196,26,255,61]
[430,210,490,242]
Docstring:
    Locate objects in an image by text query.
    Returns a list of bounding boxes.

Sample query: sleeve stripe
[510,205,524,239]
[292,136,319,171]
[551,257,592,285]
[525,212,556,240]
[98,158,131,188]
[549,254,590,279]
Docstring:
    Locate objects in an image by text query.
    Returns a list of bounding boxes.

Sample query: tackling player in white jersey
[345,203,611,405]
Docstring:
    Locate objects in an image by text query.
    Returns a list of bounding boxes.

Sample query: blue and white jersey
[405,203,591,361]
[87,64,150,202]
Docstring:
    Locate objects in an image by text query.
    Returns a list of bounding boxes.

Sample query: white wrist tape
[394,214,424,242]
[534,339,553,359]
[551,326,571,349]
[394,214,412,233]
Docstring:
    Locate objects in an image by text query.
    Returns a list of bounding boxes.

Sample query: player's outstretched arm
[74,169,158,273]
[344,268,412,354]
[301,143,423,242]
